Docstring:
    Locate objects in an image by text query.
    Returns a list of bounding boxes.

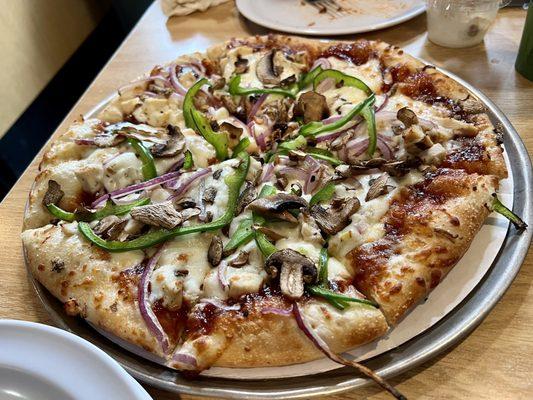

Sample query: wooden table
[1,2,531,399]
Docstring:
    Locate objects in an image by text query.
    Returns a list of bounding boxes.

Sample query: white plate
[236,0,426,36]
[0,320,152,400]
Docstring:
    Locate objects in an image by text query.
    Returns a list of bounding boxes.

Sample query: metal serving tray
[26,66,533,399]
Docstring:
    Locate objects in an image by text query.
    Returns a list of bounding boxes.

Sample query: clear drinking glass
[426,0,510,48]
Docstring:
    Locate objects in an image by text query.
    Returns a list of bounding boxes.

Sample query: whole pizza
[21,35,525,397]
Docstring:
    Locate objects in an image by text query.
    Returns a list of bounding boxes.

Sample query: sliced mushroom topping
[220,122,243,146]
[330,130,353,150]
[94,215,128,241]
[459,97,485,115]
[93,215,122,236]
[397,107,418,128]
[180,207,201,221]
[107,219,129,241]
[254,225,286,241]
[212,169,223,180]
[345,158,388,170]
[150,125,186,157]
[234,56,249,74]
[309,197,361,235]
[382,158,421,177]
[228,251,249,267]
[294,91,329,123]
[208,235,223,267]
[202,187,218,204]
[42,180,64,207]
[130,201,182,229]
[366,174,394,202]
[175,198,196,210]
[236,181,257,215]
[256,51,283,86]
[265,249,317,299]
[247,194,308,223]
[211,76,226,90]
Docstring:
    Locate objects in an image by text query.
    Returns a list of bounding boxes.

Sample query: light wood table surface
[1,2,532,399]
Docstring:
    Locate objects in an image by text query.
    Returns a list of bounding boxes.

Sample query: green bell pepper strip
[492,194,527,230]
[46,204,75,222]
[255,231,278,258]
[228,75,297,99]
[361,103,377,157]
[306,147,342,166]
[309,182,336,207]
[47,198,150,223]
[78,152,250,252]
[223,218,254,254]
[313,69,372,95]
[184,79,229,161]
[299,94,375,137]
[317,247,329,286]
[298,66,323,90]
[314,247,348,310]
[183,150,194,170]
[223,184,277,254]
[307,286,378,308]
[127,138,157,180]
[232,137,250,156]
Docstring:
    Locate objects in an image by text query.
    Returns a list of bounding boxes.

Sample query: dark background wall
[0,0,152,199]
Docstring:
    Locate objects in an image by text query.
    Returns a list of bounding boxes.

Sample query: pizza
[21,35,526,398]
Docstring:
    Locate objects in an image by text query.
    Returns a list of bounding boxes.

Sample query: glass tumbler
[426,0,510,48]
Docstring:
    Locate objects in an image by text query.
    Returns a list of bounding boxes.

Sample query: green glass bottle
[516,1,533,81]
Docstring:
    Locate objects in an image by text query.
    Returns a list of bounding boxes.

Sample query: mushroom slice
[265,249,317,299]
[247,194,308,223]
[256,51,282,86]
[234,56,249,74]
[294,91,329,124]
[309,198,361,235]
[202,187,218,204]
[150,125,186,157]
[397,107,418,128]
[236,182,257,215]
[228,251,249,268]
[254,225,286,241]
[366,174,394,202]
[208,235,223,267]
[94,215,128,241]
[42,180,64,207]
[130,201,182,229]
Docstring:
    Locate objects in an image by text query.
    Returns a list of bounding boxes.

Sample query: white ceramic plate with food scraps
[236,0,426,36]
[92,152,514,380]
[0,320,153,400]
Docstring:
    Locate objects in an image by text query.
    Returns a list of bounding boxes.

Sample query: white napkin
[161,0,231,16]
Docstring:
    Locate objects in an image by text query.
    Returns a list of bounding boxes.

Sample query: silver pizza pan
[25,66,533,399]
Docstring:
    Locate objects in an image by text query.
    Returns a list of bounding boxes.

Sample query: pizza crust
[348,169,499,324]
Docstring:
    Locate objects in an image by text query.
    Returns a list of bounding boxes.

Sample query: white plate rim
[236,0,426,36]
[0,319,152,400]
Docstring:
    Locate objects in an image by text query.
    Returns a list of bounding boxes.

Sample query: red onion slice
[261,306,293,316]
[91,171,182,208]
[375,94,390,113]
[293,303,405,400]
[303,155,321,194]
[377,137,393,160]
[278,166,308,182]
[169,63,187,96]
[346,137,370,158]
[166,168,211,201]
[247,93,268,124]
[322,114,343,125]
[139,245,170,354]
[251,123,267,151]
[183,60,206,77]
[260,162,275,184]
[170,352,198,370]
[311,57,331,71]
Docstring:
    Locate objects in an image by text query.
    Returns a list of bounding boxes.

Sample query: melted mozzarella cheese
[102,152,143,192]
[327,57,384,94]
[183,128,216,168]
